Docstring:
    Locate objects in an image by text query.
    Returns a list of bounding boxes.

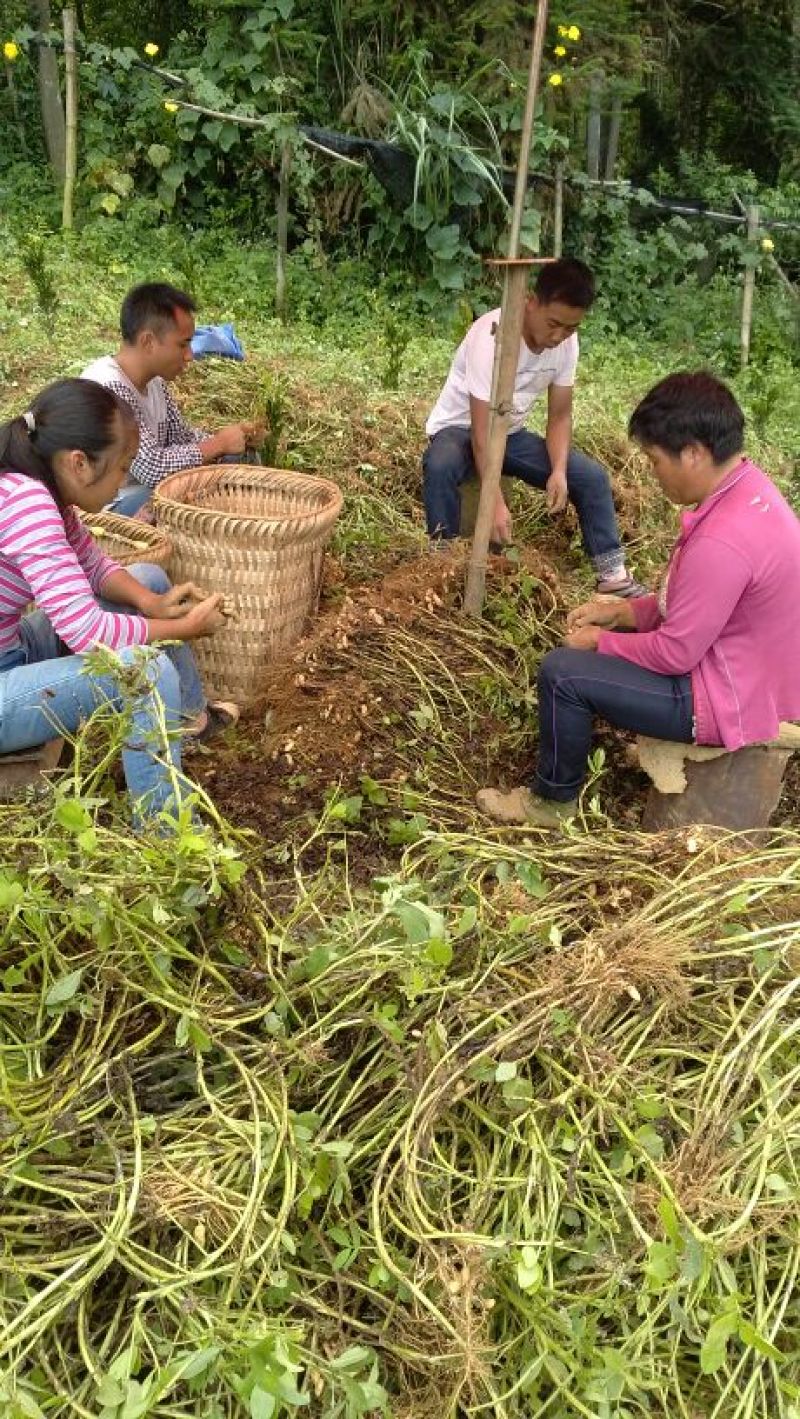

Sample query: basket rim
[154,465,343,526]
[78,510,172,545]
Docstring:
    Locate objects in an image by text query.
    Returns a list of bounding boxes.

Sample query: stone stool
[633,724,800,832]
[0,739,64,801]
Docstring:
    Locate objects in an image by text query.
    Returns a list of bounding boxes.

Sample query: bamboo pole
[553,161,564,257]
[275,140,292,321]
[61,7,77,229]
[740,204,759,370]
[464,0,550,616]
[587,70,603,181]
[604,92,622,181]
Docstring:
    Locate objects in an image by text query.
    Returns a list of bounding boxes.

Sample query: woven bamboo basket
[78,510,173,570]
[153,465,343,701]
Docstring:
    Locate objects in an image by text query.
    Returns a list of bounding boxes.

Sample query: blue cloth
[0,564,205,823]
[190,323,244,361]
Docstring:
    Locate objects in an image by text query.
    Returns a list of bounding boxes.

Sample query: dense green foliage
[1,0,798,320]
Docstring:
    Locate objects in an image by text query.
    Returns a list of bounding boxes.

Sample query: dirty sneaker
[475,785,578,827]
[596,573,648,599]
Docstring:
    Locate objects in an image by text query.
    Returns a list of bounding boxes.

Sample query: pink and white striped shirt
[0,471,149,656]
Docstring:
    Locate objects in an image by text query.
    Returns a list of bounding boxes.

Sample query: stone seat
[633,724,800,832]
[0,739,65,801]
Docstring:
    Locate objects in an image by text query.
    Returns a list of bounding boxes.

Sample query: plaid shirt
[102,376,205,490]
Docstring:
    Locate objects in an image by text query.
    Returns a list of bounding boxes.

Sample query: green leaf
[0,876,24,909]
[55,799,92,833]
[45,969,83,1009]
[424,937,452,968]
[147,143,171,169]
[330,1346,372,1371]
[494,1060,517,1083]
[249,1388,276,1419]
[700,1310,740,1374]
[737,1318,782,1361]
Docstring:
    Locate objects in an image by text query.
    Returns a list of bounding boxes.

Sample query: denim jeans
[422,425,625,579]
[108,451,262,519]
[533,647,694,801]
[0,563,206,820]
[108,482,153,518]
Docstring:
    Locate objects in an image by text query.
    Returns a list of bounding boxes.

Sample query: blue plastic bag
[190,323,244,360]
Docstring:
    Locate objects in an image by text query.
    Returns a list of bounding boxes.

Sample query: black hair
[0,378,136,504]
[120,281,197,343]
[629,371,745,463]
[534,257,595,309]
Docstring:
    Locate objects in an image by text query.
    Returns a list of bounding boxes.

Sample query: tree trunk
[29,0,66,181]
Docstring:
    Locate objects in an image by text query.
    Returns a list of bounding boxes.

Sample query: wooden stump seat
[459,476,515,538]
[634,724,800,832]
[0,738,64,801]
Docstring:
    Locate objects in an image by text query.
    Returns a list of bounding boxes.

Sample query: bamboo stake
[464,0,550,617]
[61,7,77,229]
[740,204,759,370]
[275,140,292,321]
[553,161,564,257]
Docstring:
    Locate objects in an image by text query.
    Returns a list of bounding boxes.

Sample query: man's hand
[492,495,513,546]
[566,596,636,634]
[546,469,569,514]
[564,624,603,651]
[200,423,250,461]
[242,419,266,448]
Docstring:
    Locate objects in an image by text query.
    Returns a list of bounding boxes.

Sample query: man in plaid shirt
[82,282,261,519]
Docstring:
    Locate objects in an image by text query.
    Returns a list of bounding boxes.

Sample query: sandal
[596,574,649,599]
[187,702,240,743]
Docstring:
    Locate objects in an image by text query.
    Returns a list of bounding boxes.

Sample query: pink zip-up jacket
[597,459,800,748]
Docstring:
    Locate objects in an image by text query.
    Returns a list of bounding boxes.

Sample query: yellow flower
[557,24,569,36]
[568,24,581,40]
[164,101,179,113]
[144,42,159,57]
[761,236,774,253]
[3,40,19,61]
[548,73,564,86]
[554,44,566,56]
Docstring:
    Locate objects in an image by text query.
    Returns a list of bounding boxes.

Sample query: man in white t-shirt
[82,283,261,518]
[423,258,642,597]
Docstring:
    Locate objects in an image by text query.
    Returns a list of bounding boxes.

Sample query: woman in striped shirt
[0,378,233,824]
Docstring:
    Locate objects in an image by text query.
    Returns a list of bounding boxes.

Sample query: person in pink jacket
[478,370,800,827]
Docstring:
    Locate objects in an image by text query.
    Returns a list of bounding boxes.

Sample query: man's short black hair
[534,257,595,309]
[120,282,197,343]
[629,371,745,464]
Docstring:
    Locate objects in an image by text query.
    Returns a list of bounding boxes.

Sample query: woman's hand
[142,582,206,620]
[179,593,227,639]
[564,624,603,651]
[566,595,636,634]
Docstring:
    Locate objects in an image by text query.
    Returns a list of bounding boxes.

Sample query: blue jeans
[108,451,262,519]
[534,647,694,801]
[0,564,206,821]
[422,426,625,579]
[109,482,153,518]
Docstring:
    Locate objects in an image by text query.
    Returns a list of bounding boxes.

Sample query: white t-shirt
[426,308,578,438]
[81,355,168,437]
